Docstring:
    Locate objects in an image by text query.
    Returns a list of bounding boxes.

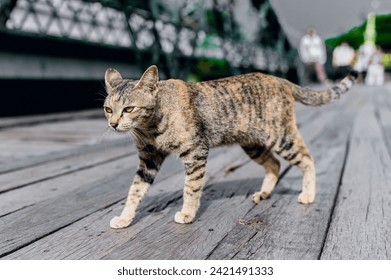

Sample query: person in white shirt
[354,42,375,80]
[365,46,384,86]
[332,42,355,80]
[299,28,327,84]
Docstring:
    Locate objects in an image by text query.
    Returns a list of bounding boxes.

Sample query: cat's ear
[135,65,159,93]
[105,68,122,91]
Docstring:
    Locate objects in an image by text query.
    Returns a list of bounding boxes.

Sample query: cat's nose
[110,122,118,129]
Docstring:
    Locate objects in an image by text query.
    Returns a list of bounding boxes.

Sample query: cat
[103,65,358,228]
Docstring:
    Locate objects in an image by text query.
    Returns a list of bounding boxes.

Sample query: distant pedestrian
[354,42,375,81]
[365,45,384,86]
[299,28,327,85]
[332,42,355,80]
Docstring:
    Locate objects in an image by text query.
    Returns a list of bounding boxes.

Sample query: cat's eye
[104,107,112,114]
[124,106,134,113]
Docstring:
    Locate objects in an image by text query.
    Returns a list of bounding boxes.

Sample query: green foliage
[193,58,231,80]
[326,14,391,50]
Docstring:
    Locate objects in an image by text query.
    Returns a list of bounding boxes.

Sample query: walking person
[299,28,327,85]
[365,45,384,86]
[354,42,375,81]
[332,42,355,80]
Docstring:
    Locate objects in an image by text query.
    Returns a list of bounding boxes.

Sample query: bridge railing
[0,0,297,80]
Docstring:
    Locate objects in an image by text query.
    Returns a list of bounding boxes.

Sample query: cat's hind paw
[174,211,195,224]
[252,191,270,203]
[110,216,132,229]
[297,192,315,204]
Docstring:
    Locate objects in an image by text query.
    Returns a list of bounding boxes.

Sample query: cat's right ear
[105,68,122,91]
[135,65,159,94]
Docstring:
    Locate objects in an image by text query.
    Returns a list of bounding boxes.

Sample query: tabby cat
[103,65,357,228]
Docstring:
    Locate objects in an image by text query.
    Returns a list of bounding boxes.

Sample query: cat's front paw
[252,191,270,203]
[110,216,132,229]
[174,211,195,224]
[297,192,315,204]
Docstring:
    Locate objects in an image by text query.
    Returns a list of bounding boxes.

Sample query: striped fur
[104,66,357,228]
[292,71,358,105]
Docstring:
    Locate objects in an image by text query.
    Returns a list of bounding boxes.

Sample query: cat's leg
[242,146,281,203]
[110,149,166,229]
[175,147,209,224]
[275,133,316,204]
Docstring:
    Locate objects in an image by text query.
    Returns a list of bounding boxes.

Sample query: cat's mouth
[108,124,130,133]
[113,127,130,133]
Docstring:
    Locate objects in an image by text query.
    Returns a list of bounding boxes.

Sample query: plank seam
[373,105,391,159]
[0,153,133,195]
[0,204,35,218]
[0,139,133,175]
[0,150,226,258]
[204,233,229,260]
[0,199,123,259]
[0,110,102,131]
[317,130,352,260]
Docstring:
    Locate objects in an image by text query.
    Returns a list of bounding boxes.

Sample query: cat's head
[103,65,159,132]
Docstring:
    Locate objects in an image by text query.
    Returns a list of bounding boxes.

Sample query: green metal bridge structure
[0,0,297,116]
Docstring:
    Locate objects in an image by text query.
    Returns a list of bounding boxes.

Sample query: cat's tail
[292,71,359,106]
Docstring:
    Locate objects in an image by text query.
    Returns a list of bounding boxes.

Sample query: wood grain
[320,95,391,259]
[0,142,135,194]
[0,109,102,130]
[3,147,245,259]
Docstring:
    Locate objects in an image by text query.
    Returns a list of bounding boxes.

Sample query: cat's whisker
[129,130,144,147]
[126,132,137,145]
[95,91,108,98]
[97,126,116,144]
[131,128,148,147]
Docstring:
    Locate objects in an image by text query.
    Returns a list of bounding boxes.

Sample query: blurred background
[0,0,390,116]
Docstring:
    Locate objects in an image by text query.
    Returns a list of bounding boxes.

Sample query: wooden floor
[0,84,391,260]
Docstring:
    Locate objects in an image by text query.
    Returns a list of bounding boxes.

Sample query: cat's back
[154,72,298,148]
[197,72,287,90]
[158,72,295,123]
[160,72,293,99]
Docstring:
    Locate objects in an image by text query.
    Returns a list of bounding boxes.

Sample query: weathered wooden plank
[0,144,205,217]
[4,203,173,260]
[0,146,228,218]
[320,97,391,259]
[0,144,226,257]
[296,105,325,128]
[0,136,130,175]
[0,108,102,130]
[0,142,135,194]
[0,149,189,256]
[3,146,246,259]
[206,89,365,260]
[373,86,391,157]
[102,159,268,260]
[0,155,137,217]
[0,162,139,257]
[0,118,125,171]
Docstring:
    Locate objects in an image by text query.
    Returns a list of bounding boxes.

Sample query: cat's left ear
[105,68,122,91]
[135,65,159,93]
